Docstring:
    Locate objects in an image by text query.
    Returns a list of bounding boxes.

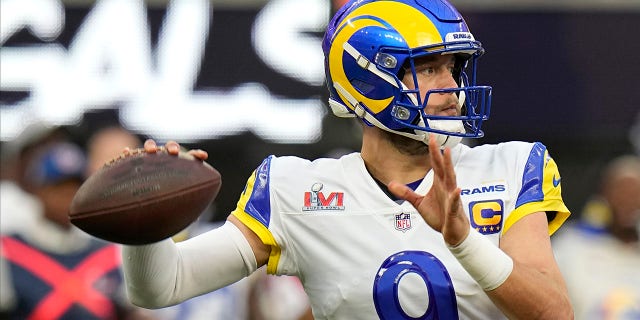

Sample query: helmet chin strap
[420,119,464,148]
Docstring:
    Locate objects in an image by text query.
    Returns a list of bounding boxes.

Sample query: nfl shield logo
[395,213,412,232]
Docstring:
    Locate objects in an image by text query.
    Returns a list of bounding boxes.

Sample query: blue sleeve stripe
[515,142,546,208]
[244,156,273,227]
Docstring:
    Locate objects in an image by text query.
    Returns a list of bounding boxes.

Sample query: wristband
[447,228,514,291]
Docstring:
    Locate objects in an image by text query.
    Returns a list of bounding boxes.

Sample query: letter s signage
[1,0,329,144]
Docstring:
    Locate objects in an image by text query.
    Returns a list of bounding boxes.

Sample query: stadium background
[1,0,638,222]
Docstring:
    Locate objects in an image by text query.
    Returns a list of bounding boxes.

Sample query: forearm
[448,226,572,319]
[121,221,258,308]
[489,212,573,319]
[487,261,573,319]
[122,239,178,308]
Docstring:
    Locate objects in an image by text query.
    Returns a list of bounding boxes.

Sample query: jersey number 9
[373,251,458,320]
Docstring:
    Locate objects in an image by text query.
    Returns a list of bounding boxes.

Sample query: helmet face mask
[323,0,492,146]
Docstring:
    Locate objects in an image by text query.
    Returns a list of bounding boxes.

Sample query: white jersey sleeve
[231,141,570,320]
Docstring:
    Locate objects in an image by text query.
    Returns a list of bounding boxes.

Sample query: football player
[122,0,573,318]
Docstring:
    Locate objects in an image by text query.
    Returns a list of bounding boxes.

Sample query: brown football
[69,148,221,245]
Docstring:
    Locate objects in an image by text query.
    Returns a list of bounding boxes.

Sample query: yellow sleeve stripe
[503,199,571,236]
[231,208,281,275]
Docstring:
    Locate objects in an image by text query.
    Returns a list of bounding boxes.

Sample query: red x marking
[1,236,120,320]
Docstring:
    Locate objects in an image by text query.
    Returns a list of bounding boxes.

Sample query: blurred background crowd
[1,0,639,319]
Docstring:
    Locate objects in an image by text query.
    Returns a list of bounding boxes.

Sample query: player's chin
[386,131,429,156]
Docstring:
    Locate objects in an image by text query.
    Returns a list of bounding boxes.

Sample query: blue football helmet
[322,0,492,147]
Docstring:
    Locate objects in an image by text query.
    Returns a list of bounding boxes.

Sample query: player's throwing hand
[388,134,470,247]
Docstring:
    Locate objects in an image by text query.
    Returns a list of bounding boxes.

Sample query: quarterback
[122,0,574,319]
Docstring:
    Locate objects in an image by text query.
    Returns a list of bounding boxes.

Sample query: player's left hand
[388,134,470,246]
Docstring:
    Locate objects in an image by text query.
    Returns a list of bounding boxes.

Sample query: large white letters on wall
[1,0,329,143]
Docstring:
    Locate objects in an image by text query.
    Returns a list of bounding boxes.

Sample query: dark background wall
[462,10,640,220]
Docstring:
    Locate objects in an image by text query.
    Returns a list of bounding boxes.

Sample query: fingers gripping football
[70,140,220,245]
[142,139,208,160]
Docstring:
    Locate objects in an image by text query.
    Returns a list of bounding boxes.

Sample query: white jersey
[232,141,570,320]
